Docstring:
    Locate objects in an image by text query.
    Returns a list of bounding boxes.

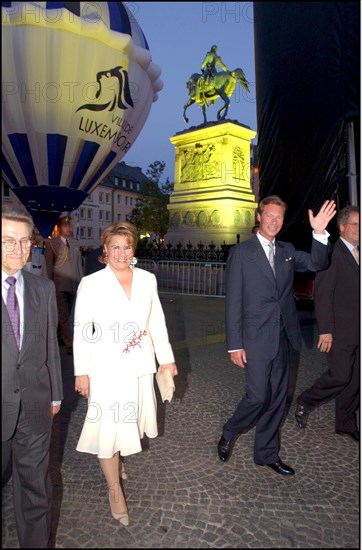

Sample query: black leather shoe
[217,435,235,462]
[295,402,309,429]
[261,460,295,476]
[336,430,359,442]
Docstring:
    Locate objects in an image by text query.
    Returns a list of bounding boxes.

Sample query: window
[99,210,103,221]
[87,227,93,238]
[99,228,102,238]
[80,208,85,219]
[136,183,140,191]
[117,195,122,205]
[3,182,10,200]
[125,196,128,205]
[87,193,93,202]
[130,197,133,206]
[87,209,93,220]
[99,192,104,203]
[115,177,119,186]
[105,211,111,222]
[122,179,127,187]
[105,193,110,204]
[130,181,134,190]
[80,227,86,238]
[117,213,122,221]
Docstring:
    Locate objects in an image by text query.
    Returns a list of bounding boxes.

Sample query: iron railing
[137,259,315,301]
[137,259,226,297]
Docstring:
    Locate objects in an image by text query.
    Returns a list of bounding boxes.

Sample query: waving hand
[308,200,336,234]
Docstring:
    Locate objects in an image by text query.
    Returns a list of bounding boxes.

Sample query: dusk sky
[124,2,257,182]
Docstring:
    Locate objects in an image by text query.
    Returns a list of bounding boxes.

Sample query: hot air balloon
[2,2,163,237]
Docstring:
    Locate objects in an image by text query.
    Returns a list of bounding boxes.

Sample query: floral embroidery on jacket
[123,330,147,353]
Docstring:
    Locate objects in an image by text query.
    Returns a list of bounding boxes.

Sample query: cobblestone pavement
[2,295,359,548]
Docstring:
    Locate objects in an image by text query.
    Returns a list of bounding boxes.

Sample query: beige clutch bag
[156,369,175,403]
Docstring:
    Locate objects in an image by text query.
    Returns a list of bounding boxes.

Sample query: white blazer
[73,265,174,378]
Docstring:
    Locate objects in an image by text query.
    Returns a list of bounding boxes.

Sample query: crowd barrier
[137,259,226,297]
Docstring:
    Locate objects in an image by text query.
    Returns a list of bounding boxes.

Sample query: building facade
[2,154,258,249]
[2,162,150,250]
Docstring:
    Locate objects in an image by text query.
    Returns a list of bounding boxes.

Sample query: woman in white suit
[74,222,178,526]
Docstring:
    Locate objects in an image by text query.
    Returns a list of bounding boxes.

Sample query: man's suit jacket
[84,246,105,276]
[314,238,359,346]
[2,270,63,441]
[44,236,84,292]
[225,235,329,360]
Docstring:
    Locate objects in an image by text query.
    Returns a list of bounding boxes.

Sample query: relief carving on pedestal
[244,210,252,224]
[185,211,196,225]
[197,211,208,226]
[180,143,220,182]
[171,212,182,227]
[211,210,221,225]
[233,146,245,180]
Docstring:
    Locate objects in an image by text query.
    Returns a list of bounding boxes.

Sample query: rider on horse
[200,45,228,84]
[183,46,249,124]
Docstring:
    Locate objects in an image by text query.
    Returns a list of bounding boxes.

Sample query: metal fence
[137,259,226,297]
[137,259,315,301]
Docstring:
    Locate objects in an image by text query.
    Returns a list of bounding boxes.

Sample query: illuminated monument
[165,46,257,246]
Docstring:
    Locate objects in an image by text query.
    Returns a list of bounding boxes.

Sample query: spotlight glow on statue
[183,45,250,125]
[2,2,163,236]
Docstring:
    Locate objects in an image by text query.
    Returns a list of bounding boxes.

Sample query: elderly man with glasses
[2,205,63,547]
[295,205,360,442]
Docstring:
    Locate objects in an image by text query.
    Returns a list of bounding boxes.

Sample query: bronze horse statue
[183,68,250,124]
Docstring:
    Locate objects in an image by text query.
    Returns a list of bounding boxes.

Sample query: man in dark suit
[44,214,84,354]
[84,245,105,276]
[218,195,336,475]
[2,205,63,547]
[295,206,359,442]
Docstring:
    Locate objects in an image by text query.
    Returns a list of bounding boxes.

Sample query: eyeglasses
[2,238,32,251]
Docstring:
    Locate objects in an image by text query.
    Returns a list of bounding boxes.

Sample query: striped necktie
[6,276,20,349]
[266,242,276,276]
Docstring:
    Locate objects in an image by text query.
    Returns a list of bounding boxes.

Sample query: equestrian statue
[183,45,250,125]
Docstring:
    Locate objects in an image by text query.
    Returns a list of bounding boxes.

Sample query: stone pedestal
[165,120,257,247]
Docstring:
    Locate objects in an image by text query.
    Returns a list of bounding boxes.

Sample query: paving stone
[1,296,359,548]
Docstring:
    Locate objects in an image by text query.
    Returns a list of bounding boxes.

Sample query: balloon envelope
[2,1,163,236]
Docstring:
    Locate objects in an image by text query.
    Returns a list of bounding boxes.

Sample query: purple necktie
[6,276,20,349]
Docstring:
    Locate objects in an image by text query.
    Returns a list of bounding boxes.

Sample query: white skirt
[76,373,157,458]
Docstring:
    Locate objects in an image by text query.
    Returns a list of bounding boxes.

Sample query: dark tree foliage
[128,161,174,240]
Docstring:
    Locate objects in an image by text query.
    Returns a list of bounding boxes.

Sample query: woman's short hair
[99,221,138,264]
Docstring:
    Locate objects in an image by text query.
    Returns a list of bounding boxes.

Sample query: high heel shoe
[108,493,129,526]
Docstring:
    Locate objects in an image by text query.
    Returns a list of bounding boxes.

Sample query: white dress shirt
[256,230,329,253]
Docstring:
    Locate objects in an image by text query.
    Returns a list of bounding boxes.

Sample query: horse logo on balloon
[2,1,163,238]
[76,66,134,112]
